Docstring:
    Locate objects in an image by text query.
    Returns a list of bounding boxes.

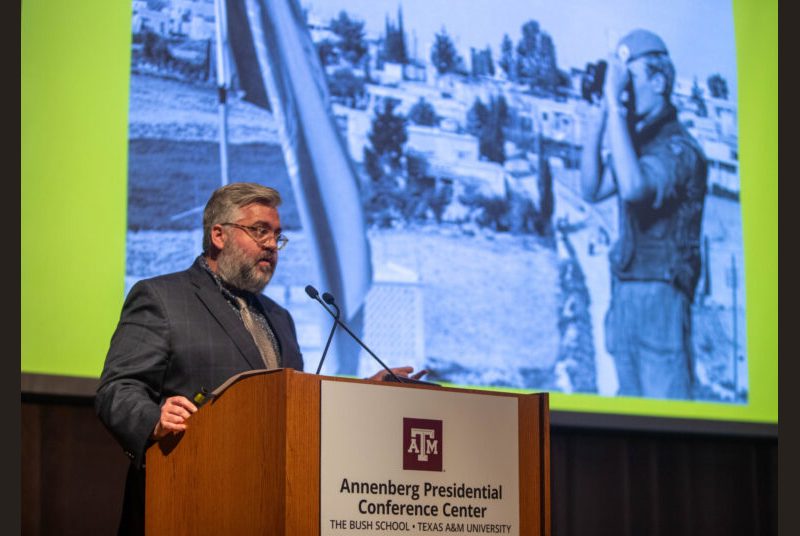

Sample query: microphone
[304,285,404,383]
[313,288,340,374]
[304,285,319,300]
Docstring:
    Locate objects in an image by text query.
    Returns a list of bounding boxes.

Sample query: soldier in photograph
[579,29,708,399]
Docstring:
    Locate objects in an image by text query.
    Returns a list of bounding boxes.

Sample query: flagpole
[214,0,231,186]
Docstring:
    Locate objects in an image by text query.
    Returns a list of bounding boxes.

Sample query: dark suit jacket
[95,257,304,468]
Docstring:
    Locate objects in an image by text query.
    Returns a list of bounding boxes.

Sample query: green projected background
[20,0,777,424]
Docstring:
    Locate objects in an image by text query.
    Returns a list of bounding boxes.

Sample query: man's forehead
[237,202,281,222]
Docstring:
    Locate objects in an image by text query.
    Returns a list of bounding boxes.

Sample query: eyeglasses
[221,222,289,250]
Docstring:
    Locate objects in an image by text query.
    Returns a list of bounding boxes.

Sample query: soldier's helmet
[616,29,669,63]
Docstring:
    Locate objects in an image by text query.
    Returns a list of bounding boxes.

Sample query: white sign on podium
[321,381,520,535]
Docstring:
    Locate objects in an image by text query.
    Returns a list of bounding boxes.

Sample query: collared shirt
[198,256,282,366]
[609,104,708,299]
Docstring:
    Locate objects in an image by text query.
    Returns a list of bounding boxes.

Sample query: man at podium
[96,182,424,535]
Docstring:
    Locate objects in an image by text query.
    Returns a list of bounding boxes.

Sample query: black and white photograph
[125,0,744,402]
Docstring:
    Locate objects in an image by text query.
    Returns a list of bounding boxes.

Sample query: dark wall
[21,396,777,536]
[550,426,777,536]
[22,397,128,536]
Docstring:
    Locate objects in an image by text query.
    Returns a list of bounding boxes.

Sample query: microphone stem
[316,313,339,375]
[308,289,404,383]
[331,316,403,383]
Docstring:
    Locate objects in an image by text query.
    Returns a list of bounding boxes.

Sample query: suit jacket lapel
[187,261,266,371]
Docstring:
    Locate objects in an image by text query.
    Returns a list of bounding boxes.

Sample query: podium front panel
[321,380,520,535]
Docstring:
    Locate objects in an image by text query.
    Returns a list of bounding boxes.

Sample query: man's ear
[651,72,667,95]
[210,224,226,251]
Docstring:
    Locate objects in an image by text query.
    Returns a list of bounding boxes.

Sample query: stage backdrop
[21,0,777,428]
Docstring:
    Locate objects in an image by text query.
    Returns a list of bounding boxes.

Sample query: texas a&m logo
[403,418,443,471]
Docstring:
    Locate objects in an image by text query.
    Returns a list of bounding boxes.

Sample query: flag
[224,0,373,371]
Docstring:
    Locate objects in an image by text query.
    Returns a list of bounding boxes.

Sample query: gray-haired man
[97,182,424,534]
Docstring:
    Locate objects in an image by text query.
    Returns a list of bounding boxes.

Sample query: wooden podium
[145,369,550,535]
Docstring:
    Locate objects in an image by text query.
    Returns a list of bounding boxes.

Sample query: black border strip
[22,372,99,397]
[550,409,776,437]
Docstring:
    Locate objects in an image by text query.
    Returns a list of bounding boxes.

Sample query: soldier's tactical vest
[610,106,708,300]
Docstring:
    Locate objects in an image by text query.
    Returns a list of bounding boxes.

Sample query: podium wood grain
[145,370,550,535]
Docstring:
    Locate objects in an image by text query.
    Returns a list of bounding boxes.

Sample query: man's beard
[216,241,275,294]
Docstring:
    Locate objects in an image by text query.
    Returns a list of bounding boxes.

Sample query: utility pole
[729,254,738,399]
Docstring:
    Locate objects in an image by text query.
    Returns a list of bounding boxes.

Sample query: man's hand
[603,54,631,112]
[578,98,616,202]
[577,99,607,144]
[368,366,429,382]
[152,396,198,440]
